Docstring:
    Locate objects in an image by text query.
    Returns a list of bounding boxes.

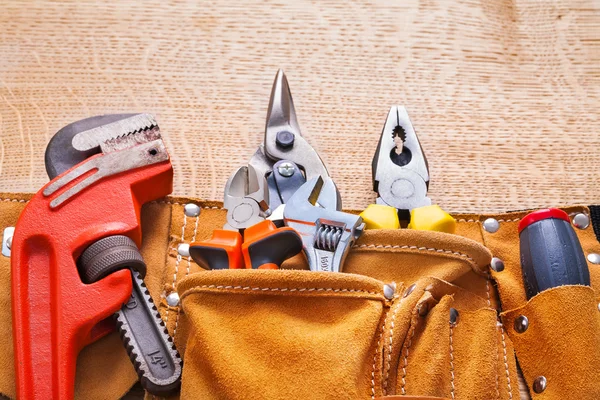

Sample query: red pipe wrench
[11,114,173,399]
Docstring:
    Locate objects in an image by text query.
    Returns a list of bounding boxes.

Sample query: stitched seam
[449,323,456,400]
[383,296,402,394]
[185,214,200,279]
[0,198,28,203]
[169,213,187,338]
[500,324,513,399]
[494,323,501,400]
[352,244,475,264]
[486,274,492,307]
[371,305,389,400]
[182,285,383,299]
[150,199,223,209]
[455,218,521,223]
[400,310,419,395]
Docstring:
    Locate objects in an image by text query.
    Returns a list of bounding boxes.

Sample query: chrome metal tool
[284,176,364,272]
[372,106,431,212]
[249,69,337,214]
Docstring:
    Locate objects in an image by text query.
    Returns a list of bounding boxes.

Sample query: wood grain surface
[0,0,599,213]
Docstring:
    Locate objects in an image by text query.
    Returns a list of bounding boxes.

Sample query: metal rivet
[490,257,505,272]
[514,315,529,333]
[532,376,547,393]
[184,203,201,217]
[178,243,190,257]
[597,302,600,312]
[276,131,295,148]
[403,283,416,298]
[587,253,600,264]
[383,282,396,300]
[2,227,14,257]
[449,308,459,325]
[277,162,295,177]
[166,292,180,307]
[572,213,590,229]
[483,218,500,233]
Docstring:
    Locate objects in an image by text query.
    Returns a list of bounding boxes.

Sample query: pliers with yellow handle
[363,106,456,233]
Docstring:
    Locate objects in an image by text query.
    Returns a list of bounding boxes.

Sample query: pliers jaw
[372,106,431,212]
[249,69,330,210]
[223,165,270,231]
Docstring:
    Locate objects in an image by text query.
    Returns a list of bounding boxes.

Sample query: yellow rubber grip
[408,205,456,234]
[359,204,400,230]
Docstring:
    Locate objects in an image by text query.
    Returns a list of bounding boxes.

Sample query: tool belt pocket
[500,285,600,399]
[176,269,388,399]
[173,228,522,399]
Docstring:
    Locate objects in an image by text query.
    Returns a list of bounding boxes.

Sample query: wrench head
[45,114,139,180]
[284,177,364,272]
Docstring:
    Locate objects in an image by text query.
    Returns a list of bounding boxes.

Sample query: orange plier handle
[190,220,302,270]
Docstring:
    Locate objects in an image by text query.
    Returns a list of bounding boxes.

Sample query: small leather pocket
[384,279,519,400]
[177,270,390,400]
[501,285,600,399]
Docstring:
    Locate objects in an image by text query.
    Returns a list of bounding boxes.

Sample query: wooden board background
[0,0,599,213]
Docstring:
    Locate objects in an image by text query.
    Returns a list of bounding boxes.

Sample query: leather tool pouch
[1,194,599,399]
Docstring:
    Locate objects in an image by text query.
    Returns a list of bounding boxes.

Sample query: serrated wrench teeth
[43,139,169,209]
[73,113,158,152]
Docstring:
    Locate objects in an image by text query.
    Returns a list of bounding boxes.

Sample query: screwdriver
[519,208,590,298]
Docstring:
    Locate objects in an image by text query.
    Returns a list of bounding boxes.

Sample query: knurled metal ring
[78,235,146,284]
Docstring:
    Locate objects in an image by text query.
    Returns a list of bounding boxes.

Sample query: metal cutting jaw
[249,69,332,210]
[372,106,431,211]
[223,164,271,231]
[283,176,364,272]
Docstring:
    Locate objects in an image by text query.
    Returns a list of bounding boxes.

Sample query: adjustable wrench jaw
[12,114,173,399]
[284,177,364,272]
[372,106,431,211]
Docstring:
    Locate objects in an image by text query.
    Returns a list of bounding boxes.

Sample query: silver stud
[2,227,14,257]
[184,203,201,217]
[597,302,600,312]
[490,257,505,272]
[166,292,180,307]
[533,376,547,393]
[277,162,296,177]
[483,218,500,233]
[178,243,190,257]
[449,308,459,326]
[403,283,416,298]
[514,315,529,333]
[587,253,600,264]
[383,282,396,300]
[572,213,590,229]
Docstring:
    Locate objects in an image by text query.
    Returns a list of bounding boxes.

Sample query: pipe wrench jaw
[12,114,175,399]
[372,106,431,212]
[284,177,364,272]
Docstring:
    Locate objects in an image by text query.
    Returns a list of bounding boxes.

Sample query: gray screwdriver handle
[115,269,182,396]
[519,208,590,299]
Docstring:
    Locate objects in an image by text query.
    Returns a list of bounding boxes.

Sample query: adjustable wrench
[12,114,179,399]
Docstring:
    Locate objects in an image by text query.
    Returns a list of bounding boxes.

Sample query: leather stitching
[400,309,419,394]
[383,295,402,395]
[371,305,389,400]
[449,322,456,400]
